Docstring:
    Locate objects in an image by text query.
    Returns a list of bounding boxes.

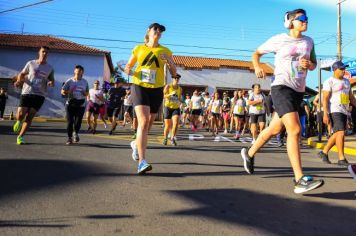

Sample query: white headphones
[284,12,292,29]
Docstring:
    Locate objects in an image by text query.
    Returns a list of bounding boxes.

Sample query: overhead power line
[0,0,54,14]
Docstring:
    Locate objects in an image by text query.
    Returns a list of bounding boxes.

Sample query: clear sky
[1,0,355,89]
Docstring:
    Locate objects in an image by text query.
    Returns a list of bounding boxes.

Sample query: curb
[307,137,356,156]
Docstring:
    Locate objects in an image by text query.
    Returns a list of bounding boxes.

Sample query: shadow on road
[0,214,135,229]
[0,159,107,199]
[166,188,356,235]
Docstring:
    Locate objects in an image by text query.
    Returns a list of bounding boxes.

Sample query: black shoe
[241,148,254,174]
[318,151,331,164]
[109,130,113,135]
[338,159,349,167]
[171,139,177,146]
[294,175,324,194]
[66,138,73,145]
[163,138,167,145]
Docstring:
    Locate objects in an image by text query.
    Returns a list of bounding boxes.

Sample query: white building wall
[0,48,107,117]
[167,67,272,95]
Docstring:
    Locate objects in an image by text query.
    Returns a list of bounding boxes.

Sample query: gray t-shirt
[21,60,54,97]
[62,77,89,106]
[323,77,351,115]
[249,93,266,115]
[258,33,316,93]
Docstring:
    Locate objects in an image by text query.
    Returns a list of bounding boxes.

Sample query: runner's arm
[252,50,266,79]
[322,91,331,124]
[124,54,137,76]
[163,85,171,99]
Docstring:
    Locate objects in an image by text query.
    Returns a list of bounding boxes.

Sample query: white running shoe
[130,141,139,161]
[251,139,256,145]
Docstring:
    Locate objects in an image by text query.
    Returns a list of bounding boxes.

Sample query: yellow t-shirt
[131,44,172,88]
[165,84,182,109]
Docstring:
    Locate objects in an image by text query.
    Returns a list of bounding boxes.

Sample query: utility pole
[337,0,347,61]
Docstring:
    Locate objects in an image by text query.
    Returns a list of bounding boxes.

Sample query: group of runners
[9,9,356,194]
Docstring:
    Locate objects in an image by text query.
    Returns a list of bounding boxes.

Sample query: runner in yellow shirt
[163,74,182,146]
[124,23,179,174]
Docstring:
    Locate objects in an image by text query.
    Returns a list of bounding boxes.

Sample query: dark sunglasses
[294,15,308,23]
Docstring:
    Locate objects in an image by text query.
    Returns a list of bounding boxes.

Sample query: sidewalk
[308,135,356,156]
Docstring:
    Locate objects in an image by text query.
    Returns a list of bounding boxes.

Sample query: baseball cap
[332,61,349,71]
[148,23,166,32]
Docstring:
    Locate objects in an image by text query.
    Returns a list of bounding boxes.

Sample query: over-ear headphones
[284,11,292,29]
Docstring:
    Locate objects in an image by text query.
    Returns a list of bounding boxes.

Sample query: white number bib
[291,61,306,79]
[140,69,157,84]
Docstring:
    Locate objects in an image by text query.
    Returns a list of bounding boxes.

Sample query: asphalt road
[0,120,355,236]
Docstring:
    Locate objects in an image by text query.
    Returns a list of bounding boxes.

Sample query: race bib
[291,61,306,79]
[32,78,43,92]
[73,88,83,99]
[340,93,350,105]
[238,106,244,113]
[256,104,263,111]
[170,95,179,104]
[140,69,156,84]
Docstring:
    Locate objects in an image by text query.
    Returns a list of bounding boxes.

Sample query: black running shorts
[19,94,45,111]
[191,109,202,116]
[250,114,266,124]
[131,84,163,114]
[164,107,180,119]
[271,85,304,118]
[330,112,347,132]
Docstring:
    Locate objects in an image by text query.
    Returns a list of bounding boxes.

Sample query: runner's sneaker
[347,164,356,180]
[294,175,324,194]
[16,136,25,145]
[277,141,284,147]
[66,137,73,145]
[73,133,80,143]
[318,151,331,164]
[13,120,22,133]
[109,130,113,135]
[224,129,228,134]
[240,148,254,174]
[163,138,168,145]
[137,160,152,174]
[130,141,139,161]
[171,138,177,146]
[337,159,349,167]
[251,139,256,145]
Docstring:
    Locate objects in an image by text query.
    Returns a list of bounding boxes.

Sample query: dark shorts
[87,102,101,115]
[124,105,133,114]
[212,112,220,119]
[164,107,180,119]
[107,106,121,117]
[131,84,163,114]
[250,113,266,124]
[271,85,304,118]
[19,94,45,111]
[191,109,202,116]
[234,114,245,119]
[330,112,347,132]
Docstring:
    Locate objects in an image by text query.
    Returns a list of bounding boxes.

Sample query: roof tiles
[172,55,274,74]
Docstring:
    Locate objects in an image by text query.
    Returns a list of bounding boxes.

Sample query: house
[0,33,114,117]
[167,55,275,96]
